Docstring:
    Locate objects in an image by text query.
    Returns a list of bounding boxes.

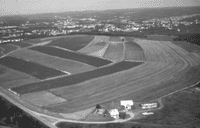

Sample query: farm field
[124,41,146,61]
[42,39,200,113]
[10,42,32,48]
[0,35,200,123]
[11,61,143,95]
[9,49,96,74]
[78,36,109,54]
[0,65,40,88]
[30,46,112,67]
[0,56,66,80]
[109,36,122,42]
[46,35,95,51]
[103,42,124,62]
[171,41,200,53]
[0,44,18,54]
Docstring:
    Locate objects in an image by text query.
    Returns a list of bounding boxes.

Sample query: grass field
[10,42,32,48]
[41,39,200,113]
[30,46,112,67]
[172,41,200,53]
[0,65,39,88]
[9,49,96,74]
[124,41,146,61]
[1,35,200,121]
[78,36,109,54]
[109,36,122,42]
[0,56,66,80]
[46,36,95,51]
[103,42,124,62]
[11,61,142,95]
[0,44,18,54]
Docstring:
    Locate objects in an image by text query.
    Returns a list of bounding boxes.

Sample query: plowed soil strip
[10,42,32,48]
[125,41,145,61]
[0,44,18,54]
[0,56,66,80]
[11,61,143,95]
[30,46,112,67]
[103,43,124,62]
[46,36,95,51]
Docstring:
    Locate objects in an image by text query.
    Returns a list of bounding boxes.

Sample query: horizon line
[1,5,200,17]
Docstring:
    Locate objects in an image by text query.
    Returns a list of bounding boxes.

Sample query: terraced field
[0,35,200,122]
[0,44,18,54]
[9,49,96,74]
[103,42,124,62]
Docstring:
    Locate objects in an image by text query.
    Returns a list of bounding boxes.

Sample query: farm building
[140,103,158,109]
[120,100,134,110]
[109,109,119,119]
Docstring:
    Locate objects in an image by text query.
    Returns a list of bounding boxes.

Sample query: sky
[0,0,200,16]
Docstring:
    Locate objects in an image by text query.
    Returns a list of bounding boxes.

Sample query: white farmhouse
[109,109,119,119]
[120,100,134,110]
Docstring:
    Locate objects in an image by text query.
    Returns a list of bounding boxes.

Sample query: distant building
[109,109,119,119]
[140,103,158,109]
[120,100,134,110]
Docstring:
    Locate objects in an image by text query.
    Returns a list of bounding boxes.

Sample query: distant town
[0,6,200,44]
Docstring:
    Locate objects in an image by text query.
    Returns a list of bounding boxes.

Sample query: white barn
[120,100,134,110]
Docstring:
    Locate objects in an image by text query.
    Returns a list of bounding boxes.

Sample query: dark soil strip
[0,44,18,54]
[47,36,94,51]
[0,56,66,80]
[11,61,143,95]
[30,46,112,67]
[10,42,32,48]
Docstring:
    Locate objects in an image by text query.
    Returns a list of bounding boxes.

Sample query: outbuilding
[109,109,119,119]
[120,100,134,110]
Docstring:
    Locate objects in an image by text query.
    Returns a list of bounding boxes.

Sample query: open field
[11,61,143,95]
[103,42,124,62]
[146,35,174,41]
[124,41,146,61]
[109,36,122,42]
[78,36,109,54]
[136,86,200,128]
[41,39,200,113]
[30,46,112,67]
[0,35,200,122]
[0,65,39,89]
[172,41,200,53]
[0,56,66,80]
[0,44,18,54]
[9,49,96,74]
[10,42,32,48]
[46,36,95,51]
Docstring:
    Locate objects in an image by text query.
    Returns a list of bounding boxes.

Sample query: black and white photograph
[0,0,200,128]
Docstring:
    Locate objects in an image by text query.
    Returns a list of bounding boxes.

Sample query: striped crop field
[9,49,96,74]
[124,41,146,62]
[10,41,32,48]
[103,42,124,62]
[0,35,200,122]
[46,35,95,51]
[89,43,109,58]
[0,44,18,54]
[78,36,109,54]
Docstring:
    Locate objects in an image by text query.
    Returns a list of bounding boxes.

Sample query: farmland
[0,35,200,124]
[0,56,66,80]
[10,42,32,48]
[0,44,18,54]
[11,61,143,95]
[30,46,112,67]
[124,41,146,61]
[9,49,96,74]
[103,42,124,62]
[46,35,95,51]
